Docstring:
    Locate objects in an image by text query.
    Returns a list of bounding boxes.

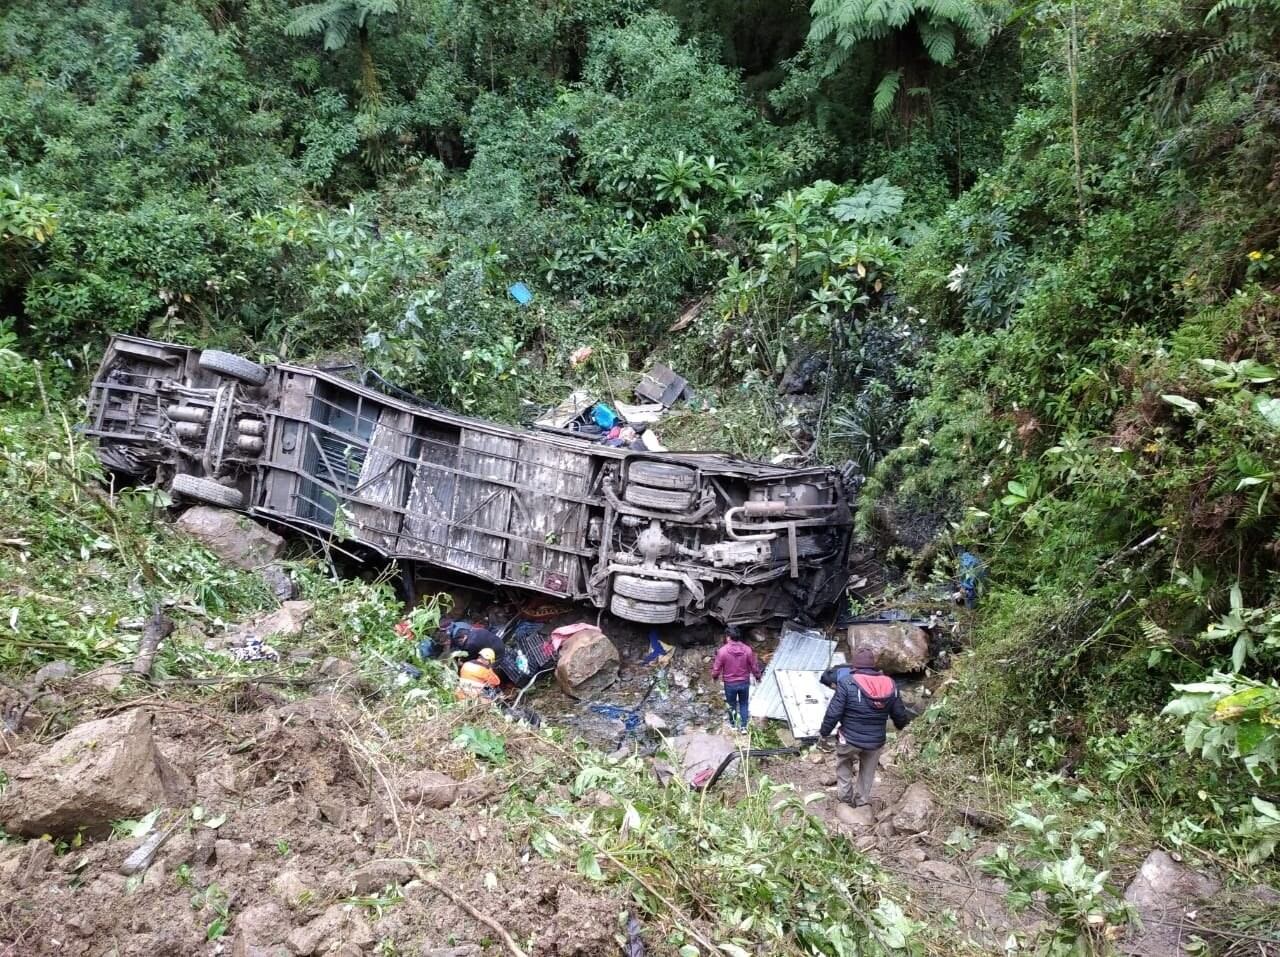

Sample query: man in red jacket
[819,647,913,806]
[711,626,763,733]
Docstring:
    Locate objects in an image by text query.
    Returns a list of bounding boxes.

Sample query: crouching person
[818,648,913,807]
[457,647,501,700]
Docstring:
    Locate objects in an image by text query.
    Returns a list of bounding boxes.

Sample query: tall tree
[285,0,399,103]
[806,0,994,122]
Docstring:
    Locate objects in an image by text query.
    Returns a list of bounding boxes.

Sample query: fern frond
[871,69,902,120]
[322,12,355,51]
[1139,618,1171,646]
[284,1,342,37]
[918,16,957,65]
[1207,0,1280,22]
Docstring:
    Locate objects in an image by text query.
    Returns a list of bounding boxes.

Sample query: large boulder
[847,622,929,674]
[176,506,284,571]
[0,710,183,837]
[890,782,937,834]
[1121,850,1221,956]
[666,732,738,789]
[554,626,620,699]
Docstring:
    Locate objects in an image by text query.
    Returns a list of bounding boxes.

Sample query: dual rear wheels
[611,573,680,621]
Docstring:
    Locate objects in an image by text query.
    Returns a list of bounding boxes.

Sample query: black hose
[705,746,802,790]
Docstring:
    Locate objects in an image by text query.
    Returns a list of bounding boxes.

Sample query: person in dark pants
[819,648,913,806]
[711,626,763,733]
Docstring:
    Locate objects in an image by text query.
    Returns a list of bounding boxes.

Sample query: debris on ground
[666,731,738,788]
[750,623,844,732]
[635,362,692,407]
[216,599,313,652]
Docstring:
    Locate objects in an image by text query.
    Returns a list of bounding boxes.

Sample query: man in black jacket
[818,648,913,807]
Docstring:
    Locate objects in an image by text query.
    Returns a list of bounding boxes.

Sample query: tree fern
[285,0,398,51]
[806,0,991,86]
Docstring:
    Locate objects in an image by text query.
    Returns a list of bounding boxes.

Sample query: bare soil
[0,690,626,957]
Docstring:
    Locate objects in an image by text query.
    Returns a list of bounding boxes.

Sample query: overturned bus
[87,335,854,626]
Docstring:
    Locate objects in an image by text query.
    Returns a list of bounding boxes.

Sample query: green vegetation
[2,0,1280,945]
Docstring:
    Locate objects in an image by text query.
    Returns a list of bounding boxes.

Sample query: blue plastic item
[589,703,643,732]
[508,281,534,305]
[592,403,618,429]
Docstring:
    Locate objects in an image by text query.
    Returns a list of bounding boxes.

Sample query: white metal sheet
[749,623,844,721]
[776,670,834,739]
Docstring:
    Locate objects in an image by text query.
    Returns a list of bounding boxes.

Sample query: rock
[233,902,289,956]
[399,769,459,809]
[917,860,962,883]
[847,622,929,674]
[272,869,313,906]
[1121,850,1221,957]
[643,711,668,732]
[891,783,937,834]
[779,348,828,395]
[176,506,284,571]
[554,627,620,699]
[0,710,183,837]
[666,732,737,789]
[15,839,54,887]
[835,804,875,828]
[423,947,481,957]
[854,835,877,851]
[346,859,412,894]
[319,657,357,679]
[221,600,313,648]
[215,839,254,870]
[819,770,838,787]
[318,801,347,827]
[901,847,927,864]
[83,663,129,693]
[142,859,167,891]
[286,904,374,956]
[30,659,75,688]
[259,562,297,600]
[875,820,896,840]
[196,761,239,799]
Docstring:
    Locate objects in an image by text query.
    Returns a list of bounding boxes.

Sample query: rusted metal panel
[400,423,461,563]
[445,429,518,581]
[505,441,593,595]
[349,406,410,554]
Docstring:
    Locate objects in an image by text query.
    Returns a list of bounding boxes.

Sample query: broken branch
[402,862,529,957]
[132,605,175,677]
